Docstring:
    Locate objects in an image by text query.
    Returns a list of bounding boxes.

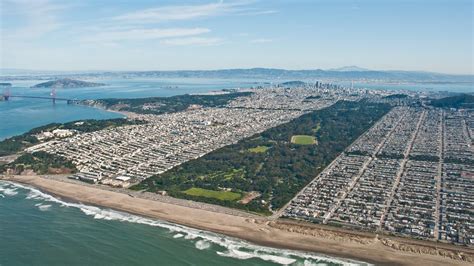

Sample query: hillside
[279,81,307,87]
[3,68,472,84]
[32,78,105,88]
[429,94,474,108]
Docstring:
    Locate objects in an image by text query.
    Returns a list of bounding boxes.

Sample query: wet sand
[2,175,472,266]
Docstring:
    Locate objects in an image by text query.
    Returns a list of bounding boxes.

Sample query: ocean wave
[173,233,184,239]
[3,181,371,266]
[218,248,297,265]
[195,240,211,250]
[38,204,52,211]
[184,234,198,240]
[0,182,19,196]
[294,261,328,266]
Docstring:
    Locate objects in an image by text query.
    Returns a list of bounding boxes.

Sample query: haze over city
[1,0,473,74]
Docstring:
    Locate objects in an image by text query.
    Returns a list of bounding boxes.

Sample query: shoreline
[2,175,472,266]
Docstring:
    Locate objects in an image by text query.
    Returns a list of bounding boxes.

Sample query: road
[322,108,410,224]
[433,110,444,240]
[378,110,426,230]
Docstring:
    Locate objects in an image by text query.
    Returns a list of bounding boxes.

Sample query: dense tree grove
[429,93,474,108]
[383,94,408,99]
[0,135,39,157]
[133,101,392,213]
[0,151,77,175]
[93,92,252,115]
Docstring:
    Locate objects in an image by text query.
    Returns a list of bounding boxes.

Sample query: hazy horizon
[1,0,473,75]
[1,66,473,77]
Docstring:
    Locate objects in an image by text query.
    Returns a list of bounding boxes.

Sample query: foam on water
[173,233,184,239]
[294,261,329,266]
[218,248,297,265]
[38,204,52,211]
[195,240,211,250]
[0,184,18,196]
[184,234,198,240]
[2,181,371,266]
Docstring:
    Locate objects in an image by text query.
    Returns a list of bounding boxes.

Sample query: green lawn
[311,122,321,133]
[291,135,317,145]
[183,187,241,201]
[248,145,270,153]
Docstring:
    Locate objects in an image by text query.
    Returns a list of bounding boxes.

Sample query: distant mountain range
[328,66,371,72]
[109,68,472,83]
[1,67,473,83]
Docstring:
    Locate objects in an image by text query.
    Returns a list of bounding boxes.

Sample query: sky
[0,0,473,74]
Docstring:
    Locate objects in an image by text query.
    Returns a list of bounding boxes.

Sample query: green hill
[32,78,105,88]
[429,94,474,108]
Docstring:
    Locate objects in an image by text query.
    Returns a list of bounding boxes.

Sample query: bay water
[0,78,264,140]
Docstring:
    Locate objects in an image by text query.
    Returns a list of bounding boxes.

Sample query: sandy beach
[2,175,472,266]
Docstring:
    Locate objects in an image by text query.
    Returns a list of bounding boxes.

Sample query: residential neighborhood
[283,107,473,245]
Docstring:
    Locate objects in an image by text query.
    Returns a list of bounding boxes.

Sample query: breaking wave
[173,233,184,239]
[37,204,52,211]
[0,182,18,196]
[195,240,211,250]
[1,181,370,266]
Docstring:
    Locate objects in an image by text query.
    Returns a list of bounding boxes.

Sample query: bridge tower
[2,86,11,101]
[50,87,57,104]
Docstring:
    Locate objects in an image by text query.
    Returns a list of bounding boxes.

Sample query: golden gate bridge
[1,86,78,104]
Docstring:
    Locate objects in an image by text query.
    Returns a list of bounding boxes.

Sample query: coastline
[2,175,472,266]
[74,103,136,119]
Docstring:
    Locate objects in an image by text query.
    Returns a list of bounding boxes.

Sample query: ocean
[0,181,367,266]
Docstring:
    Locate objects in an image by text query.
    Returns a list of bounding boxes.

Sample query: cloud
[114,1,231,23]
[161,37,223,46]
[81,27,211,43]
[1,0,69,40]
[113,0,274,23]
[250,38,272,44]
[235,9,278,16]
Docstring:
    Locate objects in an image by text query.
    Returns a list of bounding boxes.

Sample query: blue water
[0,78,264,140]
[335,81,473,93]
[0,181,365,266]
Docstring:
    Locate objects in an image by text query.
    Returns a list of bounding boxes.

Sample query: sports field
[183,187,242,201]
[290,135,317,145]
[248,145,270,153]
